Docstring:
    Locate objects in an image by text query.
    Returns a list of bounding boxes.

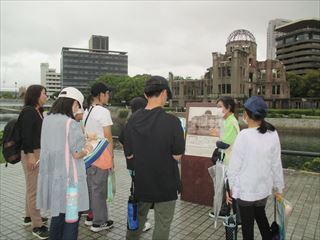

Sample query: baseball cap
[58,87,84,110]
[144,76,172,99]
[244,96,268,117]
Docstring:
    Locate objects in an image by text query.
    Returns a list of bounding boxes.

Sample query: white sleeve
[97,107,113,127]
[271,131,285,193]
[227,132,245,191]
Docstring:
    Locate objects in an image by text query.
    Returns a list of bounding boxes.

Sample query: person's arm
[69,120,92,160]
[220,119,238,145]
[271,132,284,194]
[103,125,113,159]
[227,133,245,196]
[172,118,185,161]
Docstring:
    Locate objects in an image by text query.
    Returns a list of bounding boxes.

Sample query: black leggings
[239,202,271,240]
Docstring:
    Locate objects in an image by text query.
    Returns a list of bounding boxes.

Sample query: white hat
[58,87,84,110]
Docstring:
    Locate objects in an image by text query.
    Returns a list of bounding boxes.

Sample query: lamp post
[15,82,18,98]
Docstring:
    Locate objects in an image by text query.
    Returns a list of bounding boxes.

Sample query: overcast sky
[1,0,319,90]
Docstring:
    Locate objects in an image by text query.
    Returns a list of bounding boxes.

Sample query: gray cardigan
[36,114,89,217]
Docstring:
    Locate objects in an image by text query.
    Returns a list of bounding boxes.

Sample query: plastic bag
[107,169,116,202]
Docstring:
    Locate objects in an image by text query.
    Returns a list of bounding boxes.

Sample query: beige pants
[21,149,43,228]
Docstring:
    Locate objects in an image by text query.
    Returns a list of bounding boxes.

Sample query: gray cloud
[1,1,319,89]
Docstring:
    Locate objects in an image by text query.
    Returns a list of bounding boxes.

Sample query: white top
[227,127,284,202]
[83,105,113,139]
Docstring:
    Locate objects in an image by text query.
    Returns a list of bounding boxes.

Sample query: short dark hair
[48,97,76,119]
[24,85,46,107]
[217,96,236,113]
[130,97,147,113]
[145,89,163,98]
[91,82,111,97]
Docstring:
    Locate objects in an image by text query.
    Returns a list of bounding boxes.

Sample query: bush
[118,109,129,119]
[303,158,320,173]
[288,113,302,119]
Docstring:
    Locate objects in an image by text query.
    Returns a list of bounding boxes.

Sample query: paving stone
[1,151,319,239]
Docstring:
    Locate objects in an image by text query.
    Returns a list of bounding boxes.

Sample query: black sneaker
[32,225,49,239]
[23,217,48,226]
[90,220,114,232]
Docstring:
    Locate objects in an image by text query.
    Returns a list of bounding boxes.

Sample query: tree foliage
[287,70,320,97]
[95,74,150,105]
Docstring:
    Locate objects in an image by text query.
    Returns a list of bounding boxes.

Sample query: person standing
[119,96,152,232]
[124,76,185,240]
[37,87,92,240]
[227,96,284,240]
[208,96,240,218]
[83,82,114,232]
[18,84,49,239]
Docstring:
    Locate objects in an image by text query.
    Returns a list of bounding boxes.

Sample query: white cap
[58,87,84,110]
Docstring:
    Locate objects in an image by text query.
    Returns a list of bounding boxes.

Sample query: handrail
[281,150,320,157]
[112,136,320,157]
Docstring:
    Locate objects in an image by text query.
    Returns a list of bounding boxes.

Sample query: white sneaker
[142,222,152,232]
[90,220,114,232]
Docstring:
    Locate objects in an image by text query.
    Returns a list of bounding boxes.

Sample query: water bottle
[127,196,139,230]
[65,184,79,223]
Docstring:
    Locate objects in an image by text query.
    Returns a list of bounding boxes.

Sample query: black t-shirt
[124,107,185,202]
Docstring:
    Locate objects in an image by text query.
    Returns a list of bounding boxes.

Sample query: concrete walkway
[0,150,319,240]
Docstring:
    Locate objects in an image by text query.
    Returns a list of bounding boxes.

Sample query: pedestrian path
[0,150,319,239]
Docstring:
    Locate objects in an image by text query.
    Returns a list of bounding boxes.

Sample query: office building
[40,63,61,97]
[61,36,128,91]
[267,19,291,60]
[89,35,109,51]
[275,18,320,75]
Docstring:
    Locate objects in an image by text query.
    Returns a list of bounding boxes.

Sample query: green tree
[96,74,150,104]
[287,72,305,97]
[304,70,320,97]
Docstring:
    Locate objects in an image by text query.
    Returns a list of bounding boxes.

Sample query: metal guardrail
[112,136,320,157]
[281,150,320,157]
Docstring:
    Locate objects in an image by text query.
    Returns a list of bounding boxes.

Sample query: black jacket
[18,106,44,154]
[124,107,185,202]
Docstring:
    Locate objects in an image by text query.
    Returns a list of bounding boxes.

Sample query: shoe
[90,220,114,232]
[142,222,152,232]
[23,217,48,226]
[84,216,93,226]
[208,211,227,219]
[32,225,49,239]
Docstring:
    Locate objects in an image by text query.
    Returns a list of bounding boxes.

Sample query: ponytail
[258,119,275,134]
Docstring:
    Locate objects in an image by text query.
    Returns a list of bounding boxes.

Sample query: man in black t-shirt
[124,76,185,240]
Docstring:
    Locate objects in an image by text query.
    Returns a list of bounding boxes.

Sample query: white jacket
[227,127,284,201]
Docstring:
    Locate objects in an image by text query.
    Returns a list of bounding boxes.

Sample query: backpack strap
[84,106,94,127]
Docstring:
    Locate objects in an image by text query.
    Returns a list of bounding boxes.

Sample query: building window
[218,84,231,94]
[313,34,320,40]
[249,72,253,82]
[272,85,281,95]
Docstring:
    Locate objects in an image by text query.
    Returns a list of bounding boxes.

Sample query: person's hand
[209,128,220,137]
[84,142,93,154]
[86,133,97,141]
[226,190,233,205]
[26,154,37,171]
[274,192,282,201]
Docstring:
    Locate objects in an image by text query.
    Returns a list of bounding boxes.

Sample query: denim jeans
[49,213,80,240]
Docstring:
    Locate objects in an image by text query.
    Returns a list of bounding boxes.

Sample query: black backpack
[2,118,22,166]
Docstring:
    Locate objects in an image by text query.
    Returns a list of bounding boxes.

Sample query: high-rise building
[89,35,109,51]
[40,63,61,97]
[267,19,291,60]
[61,36,128,91]
[275,18,320,75]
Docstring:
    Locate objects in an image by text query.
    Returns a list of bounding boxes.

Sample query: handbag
[65,118,79,223]
[84,106,113,170]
